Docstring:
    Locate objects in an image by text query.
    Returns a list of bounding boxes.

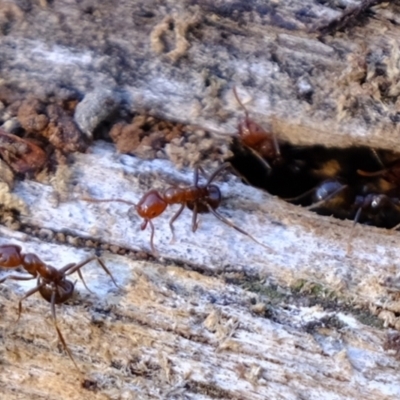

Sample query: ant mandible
[233,87,282,170]
[84,163,271,254]
[0,244,119,372]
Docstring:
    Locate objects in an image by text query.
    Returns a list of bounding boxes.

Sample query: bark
[1,1,400,399]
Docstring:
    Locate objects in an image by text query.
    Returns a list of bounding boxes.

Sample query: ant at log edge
[84,162,272,255]
[0,244,119,373]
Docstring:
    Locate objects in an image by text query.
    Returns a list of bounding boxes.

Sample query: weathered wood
[1,0,400,149]
[1,141,400,399]
[2,0,400,399]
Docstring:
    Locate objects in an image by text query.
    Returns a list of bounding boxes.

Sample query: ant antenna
[357,169,388,178]
[206,204,273,252]
[81,197,136,207]
[204,162,231,185]
[233,86,250,117]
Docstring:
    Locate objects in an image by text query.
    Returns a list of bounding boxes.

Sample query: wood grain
[1,0,400,399]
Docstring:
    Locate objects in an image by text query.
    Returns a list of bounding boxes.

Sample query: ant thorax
[0,245,23,267]
[163,186,208,205]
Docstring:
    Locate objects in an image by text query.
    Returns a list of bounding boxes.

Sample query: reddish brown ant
[233,87,281,170]
[83,163,271,254]
[0,244,119,372]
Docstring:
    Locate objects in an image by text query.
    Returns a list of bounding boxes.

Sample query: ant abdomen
[0,244,23,267]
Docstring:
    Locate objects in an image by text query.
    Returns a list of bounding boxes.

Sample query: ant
[345,192,400,253]
[233,87,282,170]
[284,179,349,210]
[0,244,119,372]
[358,158,400,187]
[83,163,271,254]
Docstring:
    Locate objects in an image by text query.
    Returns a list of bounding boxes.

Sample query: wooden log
[1,0,400,399]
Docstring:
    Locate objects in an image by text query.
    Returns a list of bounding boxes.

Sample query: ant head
[206,184,221,209]
[39,279,75,304]
[136,190,167,219]
[0,244,22,267]
[370,194,391,210]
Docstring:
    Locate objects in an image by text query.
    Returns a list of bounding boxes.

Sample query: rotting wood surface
[2,1,400,399]
[1,142,400,399]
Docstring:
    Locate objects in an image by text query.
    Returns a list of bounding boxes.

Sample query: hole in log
[229,138,400,229]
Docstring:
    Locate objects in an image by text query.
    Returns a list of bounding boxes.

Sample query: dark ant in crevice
[228,87,400,233]
[0,244,119,373]
[83,163,272,255]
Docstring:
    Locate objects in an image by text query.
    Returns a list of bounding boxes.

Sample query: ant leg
[207,205,273,251]
[49,290,81,373]
[16,283,46,324]
[391,222,400,231]
[272,130,281,159]
[148,219,158,256]
[306,185,348,210]
[141,219,148,230]
[138,218,158,256]
[206,162,231,185]
[193,166,199,186]
[94,257,120,288]
[198,165,209,180]
[347,207,362,255]
[192,203,199,232]
[283,187,318,202]
[371,148,385,168]
[233,86,250,118]
[76,268,92,293]
[169,203,185,243]
[62,257,119,288]
[246,146,272,171]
